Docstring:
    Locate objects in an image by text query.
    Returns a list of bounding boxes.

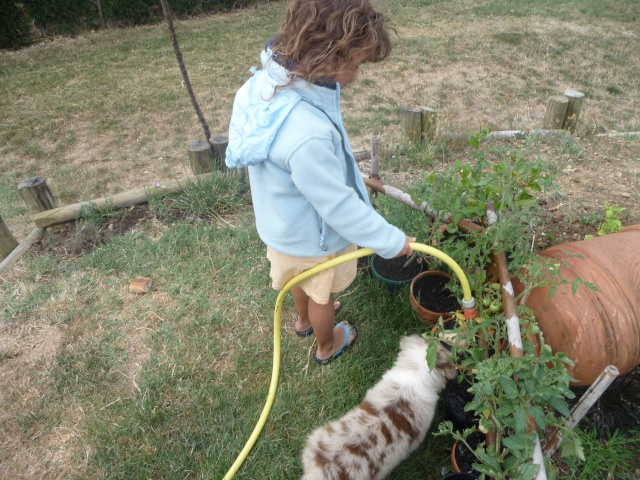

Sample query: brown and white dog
[301,335,457,480]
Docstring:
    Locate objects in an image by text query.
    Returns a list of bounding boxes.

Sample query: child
[225,0,414,366]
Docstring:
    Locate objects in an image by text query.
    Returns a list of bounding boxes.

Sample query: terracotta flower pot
[450,430,484,479]
[409,270,459,325]
[513,224,640,385]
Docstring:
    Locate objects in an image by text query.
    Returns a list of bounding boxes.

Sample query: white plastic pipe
[543,365,620,457]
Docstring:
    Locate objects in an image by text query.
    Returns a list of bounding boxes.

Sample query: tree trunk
[160,0,210,140]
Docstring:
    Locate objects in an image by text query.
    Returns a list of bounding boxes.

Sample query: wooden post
[209,134,228,171]
[487,203,547,480]
[543,96,569,130]
[370,137,381,179]
[562,89,585,134]
[421,107,437,142]
[0,215,19,260]
[17,176,58,214]
[187,139,215,175]
[0,227,44,272]
[400,107,422,142]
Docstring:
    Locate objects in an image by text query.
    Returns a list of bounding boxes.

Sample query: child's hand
[395,236,415,257]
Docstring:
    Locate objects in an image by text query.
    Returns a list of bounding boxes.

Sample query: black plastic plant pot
[443,473,479,480]
[444,375,479,431]
[370,254,423,291]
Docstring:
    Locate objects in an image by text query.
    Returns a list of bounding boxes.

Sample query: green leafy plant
[428,292,587,479]
[409,132,558,296]
[412,133,556,225]
[597,201,625,236]
[418,130,598,479]
[425,250,599,478]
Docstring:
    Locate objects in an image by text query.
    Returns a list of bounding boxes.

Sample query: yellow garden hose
[222,243,474,479]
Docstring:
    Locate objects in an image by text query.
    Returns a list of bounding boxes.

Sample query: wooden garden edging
[32,172,216,228]
[0,227,44,273]
[0,147,370,266]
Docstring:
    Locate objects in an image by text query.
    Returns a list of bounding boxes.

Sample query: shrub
[0,2,33,50]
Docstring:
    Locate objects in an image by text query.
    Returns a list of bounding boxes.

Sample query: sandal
[313,322,358,366]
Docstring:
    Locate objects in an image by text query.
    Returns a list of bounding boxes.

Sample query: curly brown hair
[271,0,393,85]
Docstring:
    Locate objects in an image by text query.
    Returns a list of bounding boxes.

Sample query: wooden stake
[370,137,381,179]
[562,89,585,134]
[486,203,547,480]
[0,215,19,260]
[187,139,215,175]
[400,107,422,142]
[421,107,437,142]
[209,134,228,171]
[0,227,44,272]
[17,176,58,213]
[543,96,569,130]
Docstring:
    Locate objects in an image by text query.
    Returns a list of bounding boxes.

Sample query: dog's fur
[301,335,458,480]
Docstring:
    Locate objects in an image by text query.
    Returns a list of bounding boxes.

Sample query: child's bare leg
[308,294,356,361]
[292,286,341,334]
[291,286,311,333]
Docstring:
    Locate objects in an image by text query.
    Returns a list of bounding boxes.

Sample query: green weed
[565,427,640,479]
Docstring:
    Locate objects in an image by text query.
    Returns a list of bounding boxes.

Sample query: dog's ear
[435,343,458,379]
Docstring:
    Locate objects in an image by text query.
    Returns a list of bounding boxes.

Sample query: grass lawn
[1,0,639,478]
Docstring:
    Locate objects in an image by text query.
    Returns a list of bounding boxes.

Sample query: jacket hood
[226,47,341,169]
[225,48,303,168]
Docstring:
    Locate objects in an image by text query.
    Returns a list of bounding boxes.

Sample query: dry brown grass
[2,1,639,243]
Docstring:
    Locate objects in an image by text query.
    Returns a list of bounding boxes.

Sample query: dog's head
[434,341,459,380]
[398,334,459,380]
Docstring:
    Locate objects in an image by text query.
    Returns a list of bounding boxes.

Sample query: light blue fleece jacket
[225,47,406,259]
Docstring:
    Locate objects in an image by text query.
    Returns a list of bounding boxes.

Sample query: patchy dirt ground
[1,135,639,479]
[530,135,640,246]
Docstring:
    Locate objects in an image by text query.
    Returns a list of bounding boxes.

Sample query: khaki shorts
[266,245,357,304]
